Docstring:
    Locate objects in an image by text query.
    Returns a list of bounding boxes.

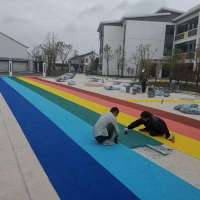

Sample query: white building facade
[173,5,200,79]
[98,8,183,77]
[0,32,33,73]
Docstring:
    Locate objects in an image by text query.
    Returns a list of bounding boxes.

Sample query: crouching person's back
[94,107,120,146]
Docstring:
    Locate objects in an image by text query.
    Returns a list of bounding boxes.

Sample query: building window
[85,58,88,63]
[176,16,199,35]
[163,25,174,56]
[175,40,196,54]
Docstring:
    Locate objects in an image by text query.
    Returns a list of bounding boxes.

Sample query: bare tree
[73,49,79,57]
[69,49,80,72]
[103,44,113,75]
[175,51,187,83]
[131,44,155,79]
[165,50,178,83]
[32,45,42,62]
[57,42,73,70]
[115,45,123,77]
[88,52,99,74]
[31,45,43,73]
[89,51,95,63]
[40,32,59,73]
[163,47,193,86]
[130,51,140,77]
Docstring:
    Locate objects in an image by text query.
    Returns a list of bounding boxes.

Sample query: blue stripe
[0,78,139,200]
[2,77,200,200]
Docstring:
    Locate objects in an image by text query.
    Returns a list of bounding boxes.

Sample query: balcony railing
[175,28,198,41]
[175,33,184,41]
[188,28,198,37]
[175,52,195,60]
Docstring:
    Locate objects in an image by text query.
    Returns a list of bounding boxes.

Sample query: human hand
[124,128,128,135]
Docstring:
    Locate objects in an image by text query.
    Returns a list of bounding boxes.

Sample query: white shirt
[94,112,120,137]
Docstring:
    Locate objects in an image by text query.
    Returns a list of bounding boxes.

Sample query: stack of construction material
[174,104,200,115]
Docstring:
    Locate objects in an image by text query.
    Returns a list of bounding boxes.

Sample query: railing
[175,52,195,60]
[175,28,198,41]
[188,28,198,37]
[175,32,184,41]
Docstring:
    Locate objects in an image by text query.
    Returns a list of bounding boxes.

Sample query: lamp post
[9,60,13,76]
[43,62,47,78]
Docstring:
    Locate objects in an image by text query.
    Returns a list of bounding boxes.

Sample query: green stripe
[15,77,161,148]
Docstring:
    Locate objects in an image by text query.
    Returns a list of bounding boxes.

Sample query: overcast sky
[0,0,199,54]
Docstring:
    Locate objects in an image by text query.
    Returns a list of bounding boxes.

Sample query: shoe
[168,135,175,143]
[139,128,148,132]
[114,137,119,144]
[124,128,129,135]
[103,140,114,146]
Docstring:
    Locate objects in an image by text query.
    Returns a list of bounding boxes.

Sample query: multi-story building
[173,4,200,80]
[98,4,200,79]
[98,8,183,77]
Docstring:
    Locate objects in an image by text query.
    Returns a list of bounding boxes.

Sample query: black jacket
[127,116,170,138]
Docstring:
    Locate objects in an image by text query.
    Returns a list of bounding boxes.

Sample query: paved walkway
[135,147,200,189]
[0,94,59,200]
[44,74,200,120]
[0,75,200,199]
[20,77,200,188]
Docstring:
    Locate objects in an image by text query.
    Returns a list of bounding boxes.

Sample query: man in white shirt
[94,107,120,146]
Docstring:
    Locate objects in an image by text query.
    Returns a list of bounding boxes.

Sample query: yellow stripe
[18,77,200,160]
[128,99,200,104]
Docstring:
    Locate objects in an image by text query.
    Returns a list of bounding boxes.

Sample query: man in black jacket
[125,111,175,142]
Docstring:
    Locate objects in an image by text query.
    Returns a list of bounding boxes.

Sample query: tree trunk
[121,66,124,77]
[107,60,109,75]
[196,76,199,87]
[52,64,56,71]
[47,56,51,74]
[61,61,64,71]
[117,64,120,77]
[196,65,200,87]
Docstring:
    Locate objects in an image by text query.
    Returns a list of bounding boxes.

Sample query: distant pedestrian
[147,85,155,98]
[141,79,147,93]
[140,70,147,93]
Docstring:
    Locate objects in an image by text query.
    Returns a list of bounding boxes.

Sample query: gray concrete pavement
[0,94,59,200]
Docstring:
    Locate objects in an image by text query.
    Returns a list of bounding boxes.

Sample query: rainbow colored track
[0,76,200,200]
[21,76,200,159]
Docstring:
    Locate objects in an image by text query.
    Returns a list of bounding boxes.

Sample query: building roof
[156,7,184,14]
[98,7,183,32]
[97,21,123,32]
[70,51,98,60]
[80,51,98,57]
[0,32,28,48]
[122,12,172,20]
[0,57,30,62]
[173,4,200,22]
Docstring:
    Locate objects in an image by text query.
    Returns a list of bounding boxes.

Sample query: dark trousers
[141,82,146,93]
[148,128,170,138]
[95,123,117,144]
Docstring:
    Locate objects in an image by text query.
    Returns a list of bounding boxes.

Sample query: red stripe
[29,77,200,141]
